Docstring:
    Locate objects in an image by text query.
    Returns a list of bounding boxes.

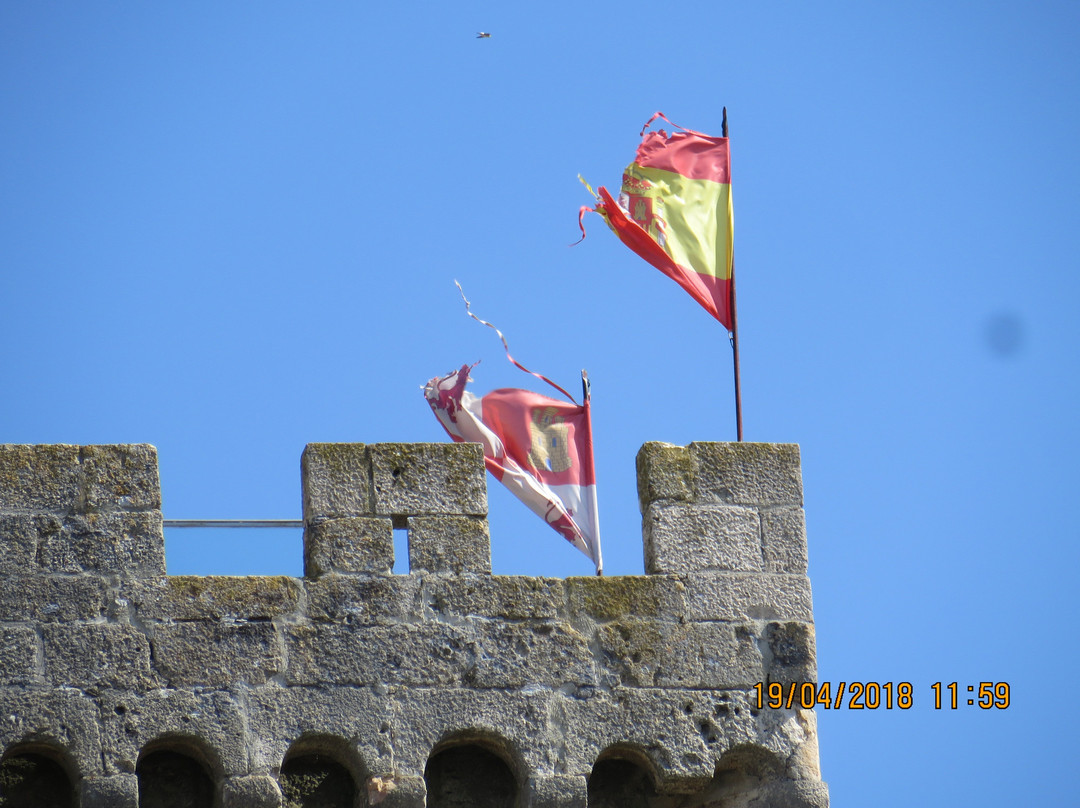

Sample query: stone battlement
[0,442,829,808]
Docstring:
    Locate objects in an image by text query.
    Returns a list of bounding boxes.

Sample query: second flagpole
[723,107,744,442]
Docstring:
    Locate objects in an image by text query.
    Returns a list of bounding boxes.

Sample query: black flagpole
[723,108,744,441]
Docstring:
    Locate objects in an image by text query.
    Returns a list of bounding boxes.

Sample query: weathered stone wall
[0,441,829,808]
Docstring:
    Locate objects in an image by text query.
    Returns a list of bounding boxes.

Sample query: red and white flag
[425,363,602,574]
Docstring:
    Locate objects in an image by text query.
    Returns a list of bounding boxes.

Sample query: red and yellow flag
[582,112,734,329]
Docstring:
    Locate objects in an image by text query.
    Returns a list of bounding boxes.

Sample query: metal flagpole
[723,107,744,441]
[581,369,603,576]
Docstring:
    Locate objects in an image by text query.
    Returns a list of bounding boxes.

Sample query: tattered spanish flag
[580,112,734,329]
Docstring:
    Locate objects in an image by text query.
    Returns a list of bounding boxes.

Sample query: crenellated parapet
[0,442,828,808]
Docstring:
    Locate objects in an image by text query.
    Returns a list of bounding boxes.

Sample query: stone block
[223,774,284,808]
[751,779,831,808]
[657,623,764,689]
[527,774,587,808]
[689,442,803,507]
[0,626,40,685]
[764,622,817,686]
[0,444,81,514]
[370,443,487,521]
[533,692,627,777]
[675,688,768,757]
[368,774,426,808]
[683,573,815,622]
[0,444,160,517]
[565,575,686,622]
[244,685,386,774]
[551,688,717,782]
[37,512,165,577]
[407,515,491,574]
[390,687,555,775]
[42,623,158,690]
[595,618,678,688]
[466,620,597,689]
[783,711,822,781]
[761,507,809,574]
[636,442,694,513]
[425,575,564,620]
[0,574,108,622]
[721,707,823,783]
[593,618,770,692]
[302,443,373,522]
[303,516,394,576]
[631,691,809,786]
[100,689,248,776]
[78,444,160,513]
[0,688,102,776]
[305,573,422,625]
[0,513,61,575]
[127,575,302,622]
[80,773,139,808]
[149,621,283,687]
[643,503,762,574]
[284,623,474,687]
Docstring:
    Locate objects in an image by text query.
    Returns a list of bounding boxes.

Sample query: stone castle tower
[0,441,829,807]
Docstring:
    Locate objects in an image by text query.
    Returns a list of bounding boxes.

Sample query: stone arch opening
[587,745,659,808]
[280,736,362,808]
[424,735,519,808]
[695,744,786,806]
[0,744,76,808]
[136,740,216,808]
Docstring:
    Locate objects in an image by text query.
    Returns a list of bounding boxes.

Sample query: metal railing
[163,520,303,528]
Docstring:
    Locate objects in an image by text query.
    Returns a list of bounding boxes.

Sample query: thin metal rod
[580,368,602,576]
[164,520,303,528]
[730,265,744,442]
[723,107,743,442]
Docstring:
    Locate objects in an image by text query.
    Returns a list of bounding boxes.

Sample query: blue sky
[3,2,1078,804]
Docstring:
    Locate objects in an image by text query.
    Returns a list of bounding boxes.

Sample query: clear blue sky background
[3,2,1078,804]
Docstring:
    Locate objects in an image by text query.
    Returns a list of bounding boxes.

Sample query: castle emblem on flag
[528,407,572,473]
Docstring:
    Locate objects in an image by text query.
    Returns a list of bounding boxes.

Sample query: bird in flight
[476,32,491,38]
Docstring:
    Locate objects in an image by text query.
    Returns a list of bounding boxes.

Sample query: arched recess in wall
[694,743,786,806]
[136,738,217,808]
[0,743,76,808]
[424,733,520,808]
[587,745,659,808]
[280,735,363,808]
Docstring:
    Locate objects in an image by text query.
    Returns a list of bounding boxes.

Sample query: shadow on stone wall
[137,750,214,808]
[425,744,517,808]
[587,757,656,808]
[280,753,356,808]
[0,750,74,808]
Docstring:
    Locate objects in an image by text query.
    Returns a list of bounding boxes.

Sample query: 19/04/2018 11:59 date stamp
[752,681,1011,710]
